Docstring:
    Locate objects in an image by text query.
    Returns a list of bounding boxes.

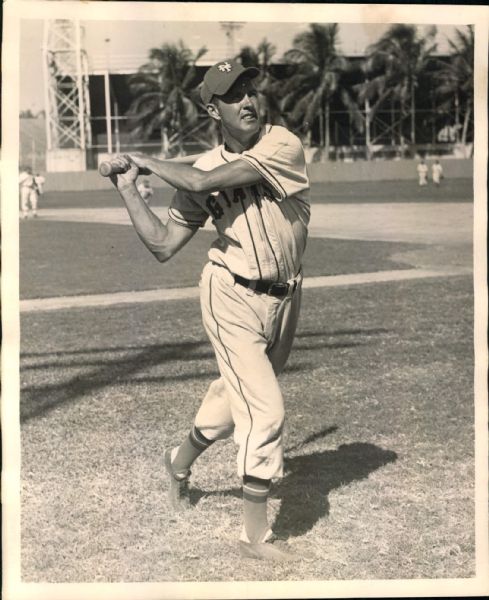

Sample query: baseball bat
[99,161,152,177]
[99,153,205,177]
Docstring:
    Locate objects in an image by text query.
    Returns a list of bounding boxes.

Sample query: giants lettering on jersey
[205,184,277,221]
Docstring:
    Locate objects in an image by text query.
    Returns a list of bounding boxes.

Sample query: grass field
[18,179,476,583]
[39,177,472,209]
[20,221,423,299]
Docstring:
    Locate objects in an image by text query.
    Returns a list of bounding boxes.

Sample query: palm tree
[236,39,283,124]
[434,25,474,146]
[358,24,437,156]
[281,23,362,159]
[127,41,207,156]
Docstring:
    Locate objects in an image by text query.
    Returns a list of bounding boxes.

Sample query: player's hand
[108,155,139,189]
[126,152,152,170]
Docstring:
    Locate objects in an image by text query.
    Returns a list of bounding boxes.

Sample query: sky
[19,20,461,113]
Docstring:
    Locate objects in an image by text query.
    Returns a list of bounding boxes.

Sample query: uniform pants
[195,261,302,480]
[20,187,38,213]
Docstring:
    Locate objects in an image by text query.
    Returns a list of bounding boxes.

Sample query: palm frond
[126,40,208,145]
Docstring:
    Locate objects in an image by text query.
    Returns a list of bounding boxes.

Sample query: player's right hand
[108,155,139,189]
[126,151,147,167]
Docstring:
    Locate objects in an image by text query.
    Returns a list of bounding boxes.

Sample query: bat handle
[99,161,151,177]
[99,161,123,177]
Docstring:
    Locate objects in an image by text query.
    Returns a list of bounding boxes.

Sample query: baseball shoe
[239,528,296,563]
[164,448,191,512]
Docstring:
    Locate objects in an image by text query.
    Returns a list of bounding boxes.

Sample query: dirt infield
[35,201,472,244]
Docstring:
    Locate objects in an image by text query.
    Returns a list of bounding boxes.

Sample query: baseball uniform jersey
[168,124,310,480]
[432,162,443,184]
[169,124,310,283]
[19,171,38,215]
[417,162,428,185]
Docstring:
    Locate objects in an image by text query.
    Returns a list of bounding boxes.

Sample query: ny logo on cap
[218,62,232,72]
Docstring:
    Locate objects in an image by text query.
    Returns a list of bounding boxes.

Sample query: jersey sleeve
[168,190,208,229]
[240,126,309,201]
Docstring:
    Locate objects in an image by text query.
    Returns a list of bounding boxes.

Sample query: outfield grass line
[303,267,470,289]
[20,286,201,312]
[20,267,470,313]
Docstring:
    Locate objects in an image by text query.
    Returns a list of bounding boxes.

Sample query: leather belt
[234,274,298,298]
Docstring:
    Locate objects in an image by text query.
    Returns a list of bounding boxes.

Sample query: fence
[41,158,473,192]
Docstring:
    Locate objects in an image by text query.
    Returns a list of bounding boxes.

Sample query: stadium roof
[19,20,462,113]
[83,21,458,75]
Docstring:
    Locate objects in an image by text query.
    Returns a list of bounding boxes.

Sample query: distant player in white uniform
[417,159,428,186]
[108,59,310,562]
[19,167,38,218]
[136,179,154,204]
[432,159,443,186]
[34,173,45,195]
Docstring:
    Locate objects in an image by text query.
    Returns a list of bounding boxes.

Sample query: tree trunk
[177,114,183,156]
[410,82,416,146]
[325,102,330,160]
[365,97,372,160]
[454,92,461,143]
[399,101,406,157]
[430,92,436,145]
[158,74,168,156]
[391,96,396,146]
[161,127,169,155]
[461,102,472,146]
[318,111,324,149]
[334,121,339,159]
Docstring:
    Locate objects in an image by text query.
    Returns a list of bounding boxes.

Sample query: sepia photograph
[2,2,488,599]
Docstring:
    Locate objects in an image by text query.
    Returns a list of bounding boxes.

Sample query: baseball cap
[200,59,260,105]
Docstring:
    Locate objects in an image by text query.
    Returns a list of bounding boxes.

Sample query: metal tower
[42,19,92,171]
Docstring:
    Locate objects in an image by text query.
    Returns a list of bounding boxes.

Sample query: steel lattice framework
[42,19,92,151]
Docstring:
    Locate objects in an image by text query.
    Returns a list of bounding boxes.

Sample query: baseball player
[416,159,428,186]
[108,59,310,562]
[431,159,443,186]
[34,173,46,195]
[19,166,38,218]
[136,178,154,204]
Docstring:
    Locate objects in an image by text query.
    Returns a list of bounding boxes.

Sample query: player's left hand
[108,155,139,189]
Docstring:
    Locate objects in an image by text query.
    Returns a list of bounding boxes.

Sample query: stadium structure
[21,19,473,174]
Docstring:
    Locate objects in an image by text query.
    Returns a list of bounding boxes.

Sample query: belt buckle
[268,282,288,297]
[246,279,257,296]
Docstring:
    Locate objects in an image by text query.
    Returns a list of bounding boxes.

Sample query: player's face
[213,77,261,137]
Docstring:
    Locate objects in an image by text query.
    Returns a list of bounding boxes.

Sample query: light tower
[42,19,92,171]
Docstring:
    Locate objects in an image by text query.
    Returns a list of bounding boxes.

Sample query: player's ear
[206,101,221,122]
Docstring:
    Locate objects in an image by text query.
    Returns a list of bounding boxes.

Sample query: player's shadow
[20,340,217,422]
[272,442,398,538]
[20,326,388,422]
[190,430,397,539]
[291,327,390,352]
[295,327,390,339]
